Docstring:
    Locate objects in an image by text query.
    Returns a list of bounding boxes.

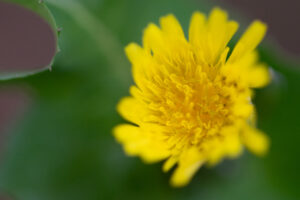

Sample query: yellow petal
[209,8,238,56]
[117,97,147,125]
[125,43,162,90]
[125,43,144,65]
[113,124,146,155]
[206,125,242,166]
[229,20,267,62]
[242,124,270,156]
[124,43,147,87]
[206,147,225,166]
[247,64,271,88]
[170,147,204,187]
[160,14,185,39]
[224,132,243,158]
[208,7,228,28]
[163,156,178,172]
[232,102,254,118]
[142,23,165,54]
[113,124,140,143]
[189,11,206,46]
[189,8,238,65]
[222,51,270,88]
[171,160,203,187]
[113,124,169,162]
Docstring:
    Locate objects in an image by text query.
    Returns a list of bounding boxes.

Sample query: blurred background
[0,0,299,199]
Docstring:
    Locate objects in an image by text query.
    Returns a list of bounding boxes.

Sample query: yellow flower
[113,8,270,187]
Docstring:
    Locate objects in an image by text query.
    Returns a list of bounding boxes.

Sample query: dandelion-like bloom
[114,8,270,187]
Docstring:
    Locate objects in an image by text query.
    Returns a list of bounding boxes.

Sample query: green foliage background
[0,0,299,199]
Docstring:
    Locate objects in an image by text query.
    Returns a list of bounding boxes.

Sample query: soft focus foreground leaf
[8,0,58,30]
[0,0,299,200]
[0,0,58,80]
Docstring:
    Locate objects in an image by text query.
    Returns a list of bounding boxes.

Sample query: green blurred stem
[46,0,129,84]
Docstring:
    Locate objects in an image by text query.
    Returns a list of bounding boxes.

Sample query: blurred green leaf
[8,0,58,31]
[0,0,58,80]
[0,0,299,200]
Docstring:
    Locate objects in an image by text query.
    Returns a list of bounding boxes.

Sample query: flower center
[147,65,234,145]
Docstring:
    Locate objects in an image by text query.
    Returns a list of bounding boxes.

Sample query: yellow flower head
[114,8,270,187]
